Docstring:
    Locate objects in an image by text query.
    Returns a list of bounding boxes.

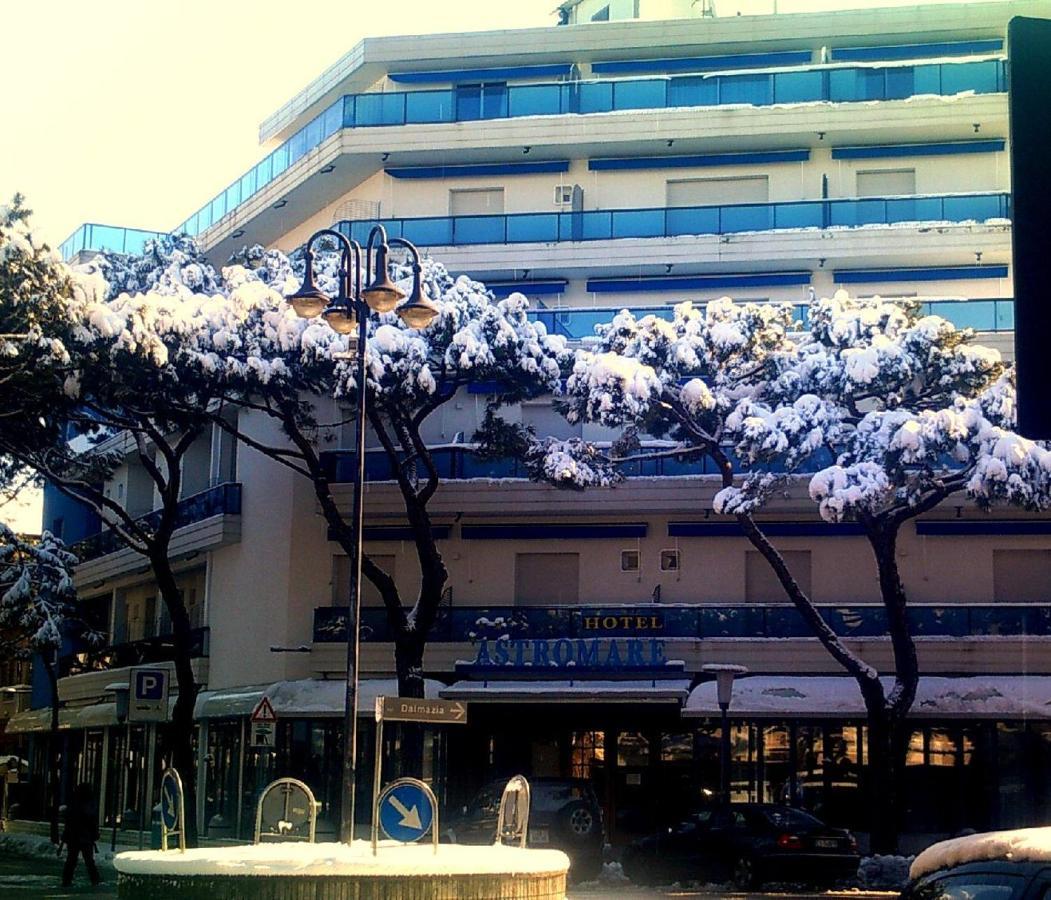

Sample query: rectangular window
[454,83,507,120]
[514,552,579,606]
[993,549,1051,603]
[449,188,504,216]
[333,554,396,607]
[856,168,916,197]
[667,176,769,207]
[745,550,812,602]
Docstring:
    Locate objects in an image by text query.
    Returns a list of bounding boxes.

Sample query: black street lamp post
[702,664,747,810]
[286,225,438,843]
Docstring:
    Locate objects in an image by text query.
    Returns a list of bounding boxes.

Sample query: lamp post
[702,664,747,810]
[286,225,438,843]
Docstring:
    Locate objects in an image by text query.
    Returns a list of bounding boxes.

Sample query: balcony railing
[331,193,1009,249]
[175,57,1005,238]
[62,627,210,676]
[314,604,1051,644]
[59,224,170,261]
[70,482,242,563]
[532,298,1016,341]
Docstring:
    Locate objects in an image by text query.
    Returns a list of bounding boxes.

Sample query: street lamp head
[287,264,330,319]
[362,243,406,313]
[396,281,440,329]
[322,302,358,334]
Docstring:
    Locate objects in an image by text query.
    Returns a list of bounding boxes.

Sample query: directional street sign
[129,667,169,723]
[376,696,467,725]
[160,776,180,831]
[378,779,435,843]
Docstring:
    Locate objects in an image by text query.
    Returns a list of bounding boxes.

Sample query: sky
[0,0,1008,532]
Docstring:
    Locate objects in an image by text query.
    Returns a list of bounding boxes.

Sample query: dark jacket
[62,788,100,848]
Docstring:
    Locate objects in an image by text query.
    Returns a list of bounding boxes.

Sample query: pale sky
[0,0,1007,533]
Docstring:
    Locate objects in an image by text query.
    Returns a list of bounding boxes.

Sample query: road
[0,854,898,899]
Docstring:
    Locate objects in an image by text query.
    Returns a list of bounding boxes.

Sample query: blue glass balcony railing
[174,57,1005,238]
[70,482,242,563]
[59,223,170,261]
[314,603,1051,644]
[531,298,1015,341]
[332,193,1009,249]
[62,627,210,676]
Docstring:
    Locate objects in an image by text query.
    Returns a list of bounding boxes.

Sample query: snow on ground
[911,827,1051,881]
[0,832,116,868]
[115,840,568,877]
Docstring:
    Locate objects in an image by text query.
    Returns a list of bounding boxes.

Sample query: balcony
[314,604,1051,644]
[61,627,210,677]
[331,193,1009,250]
[60,223,170,262]
[71,482,242,564]
[178,57,1005,239]
[532,298,1016,341]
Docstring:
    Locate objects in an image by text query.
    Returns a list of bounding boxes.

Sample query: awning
[194,678,444,720]
[6,702,127,734]
[440,679,691,704]
[684,675,1051,720]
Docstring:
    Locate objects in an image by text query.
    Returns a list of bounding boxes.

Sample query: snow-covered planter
[114,841,570,899]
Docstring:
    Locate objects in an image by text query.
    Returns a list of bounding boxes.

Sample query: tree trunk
[393,632,426,778]
[866,703,909,854]
[44,655,61,845]
[151,553,200,847]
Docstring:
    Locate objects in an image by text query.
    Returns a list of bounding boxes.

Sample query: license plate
[816,839,838,849]
[530,828,550,845]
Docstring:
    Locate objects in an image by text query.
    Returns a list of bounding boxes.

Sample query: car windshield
[912,872,1027,900]
[761,807,823,830]
[529,782,594,812]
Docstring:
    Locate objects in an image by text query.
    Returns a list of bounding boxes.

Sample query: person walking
[60,782,101,887]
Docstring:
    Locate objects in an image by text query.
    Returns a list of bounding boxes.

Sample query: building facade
[17,0,1051,848]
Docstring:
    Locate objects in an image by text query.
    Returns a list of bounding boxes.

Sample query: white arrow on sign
[387,794,422,830]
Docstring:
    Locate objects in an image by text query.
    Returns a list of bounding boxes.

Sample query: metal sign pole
[371,702,384,856]
[139,723,156,850]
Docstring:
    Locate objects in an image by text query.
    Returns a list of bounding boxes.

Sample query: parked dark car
[621,803,859,888]
[903,860,1051,900]
[903,828,1051,900]
[443,777,604,881]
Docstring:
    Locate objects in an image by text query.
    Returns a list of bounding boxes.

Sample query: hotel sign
[467,637,674,672]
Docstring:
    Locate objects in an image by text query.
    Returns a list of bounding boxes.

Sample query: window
[591,4,610,21]
[667,176,769,207]
[333,554,395,607]
[449,188,504,216]
[745,550,811,602]
[993,549,1051,603]
[617,731,650,767]
[514,552,579,605]
[620,550,640,572]
[660,549,681,572]
[454,82,507,120]
[911,874,1025,900]
[856,168,916,197]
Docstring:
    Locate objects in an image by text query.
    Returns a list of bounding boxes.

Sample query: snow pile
[911,827,1051,881]
[115,840,569,877]
[859,854,913,889]
[575,860,631,890]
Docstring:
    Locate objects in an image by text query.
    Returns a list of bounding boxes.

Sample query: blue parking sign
[129,667,168,722]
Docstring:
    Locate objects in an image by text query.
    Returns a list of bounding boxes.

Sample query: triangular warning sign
[251,696,277,723]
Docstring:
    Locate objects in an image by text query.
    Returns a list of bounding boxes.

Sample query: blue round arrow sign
[160,776,180,830]
[378,781,434,843]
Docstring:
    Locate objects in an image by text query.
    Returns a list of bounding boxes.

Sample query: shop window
[667,175,769,207]
[929,729,958,767]
[514,552,579,606]
[745,550,811,602]
[449,187,505,216]
[856,168,916,197]
[660,733,693,763]
[907,729,926,766]
[570,730,605,779]
[620,550,640,572]
[993,549,1051,603]
[333,554,395,607]
[617,731,650,767]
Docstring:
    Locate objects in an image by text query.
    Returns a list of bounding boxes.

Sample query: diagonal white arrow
[388,794,423,830]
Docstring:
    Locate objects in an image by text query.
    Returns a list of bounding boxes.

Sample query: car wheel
[733,855,760,889]
[558,800,598,842]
